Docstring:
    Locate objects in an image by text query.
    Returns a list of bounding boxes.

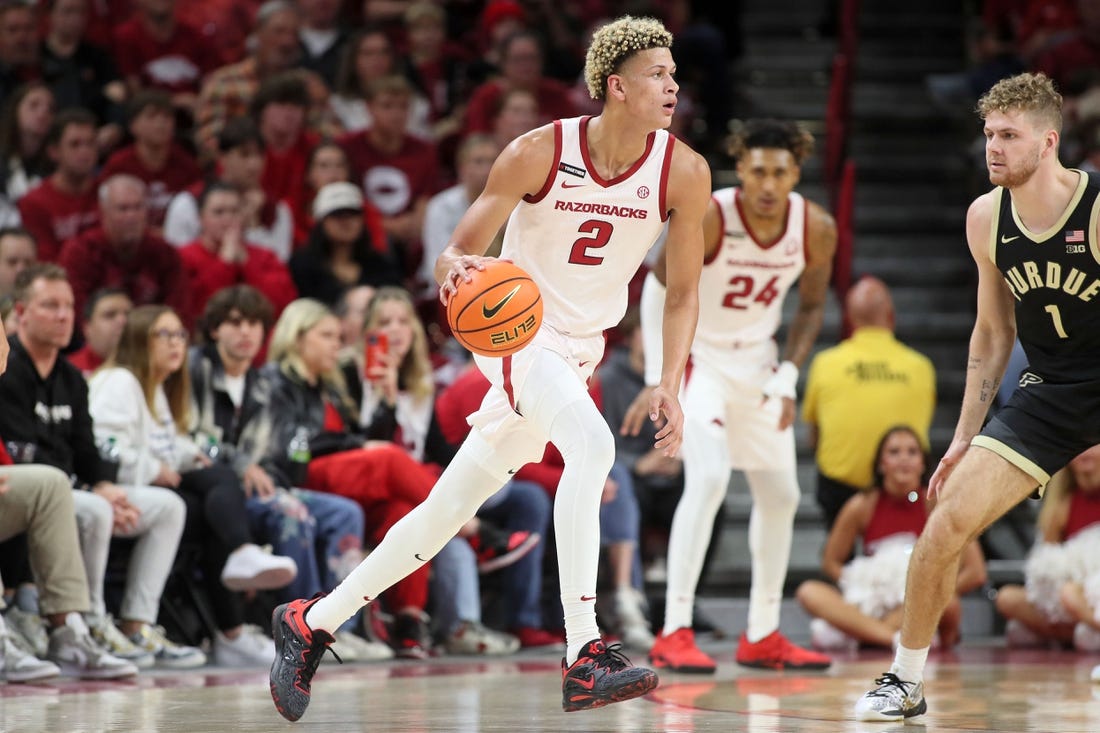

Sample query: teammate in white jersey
[268,16,711,721]
[625,119,838,672]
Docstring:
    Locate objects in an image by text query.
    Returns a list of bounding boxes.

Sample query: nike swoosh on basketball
[482,284,521,318]
[1001,235,1019,243]
[560,180,585,189]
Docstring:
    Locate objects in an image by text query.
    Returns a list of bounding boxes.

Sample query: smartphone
[365,331,389,376]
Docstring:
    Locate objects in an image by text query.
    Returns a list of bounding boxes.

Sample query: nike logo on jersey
[560,180,585,189]
[414,553,427,562]
[507,468,517,474]
[578,360,591,368]
[482,285,521,318]
[1001,235,1019,243]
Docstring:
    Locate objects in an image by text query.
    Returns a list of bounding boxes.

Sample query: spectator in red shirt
[178,182,297,327]
[462,31,576,135]
[164,117,295,261]
[17,108,99,262]
[66,287,132,375]
[0,2,41,102]
[251,71,319,211]
[57,173,186,324]
[194,0,334,164]
[339,74,439,277]
[490,87,539,150]
[100,90,203,231]
[112,0,219,115]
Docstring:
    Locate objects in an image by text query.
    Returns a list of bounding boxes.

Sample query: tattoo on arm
[979,378,1000,403]
[968,357,981,371]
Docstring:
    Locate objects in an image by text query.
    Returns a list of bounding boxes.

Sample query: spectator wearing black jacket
[0,263,191,671]
[288,182,404,307]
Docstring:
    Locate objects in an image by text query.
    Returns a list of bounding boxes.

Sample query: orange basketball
[447,261,543,357]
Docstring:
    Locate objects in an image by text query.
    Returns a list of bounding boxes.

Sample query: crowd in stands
[1,0,1100,682]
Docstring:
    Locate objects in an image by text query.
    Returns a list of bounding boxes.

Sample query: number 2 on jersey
[1044,304,1069,339]
[568,220,613,265]
[722,274,780,310]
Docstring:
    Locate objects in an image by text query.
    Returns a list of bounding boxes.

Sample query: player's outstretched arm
[647,144,711,456]
[930,192,1018,496]
[435,125,556,304]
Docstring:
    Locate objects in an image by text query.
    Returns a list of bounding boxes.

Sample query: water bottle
[286,427,311,487]
[204,435,220,462]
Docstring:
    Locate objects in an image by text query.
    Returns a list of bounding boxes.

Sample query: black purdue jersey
[991,170,1100,382]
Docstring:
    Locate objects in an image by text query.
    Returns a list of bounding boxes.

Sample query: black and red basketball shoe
[270,595,337,721]
[561,639,659,712]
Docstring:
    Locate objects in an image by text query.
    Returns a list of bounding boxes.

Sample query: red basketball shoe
[647,628,717,674]
[561,639,658,712]
[735,630,832,670]
[269,595,337,721]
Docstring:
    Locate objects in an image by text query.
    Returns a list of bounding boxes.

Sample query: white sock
[890,644,929,683]
[744,468,799,642]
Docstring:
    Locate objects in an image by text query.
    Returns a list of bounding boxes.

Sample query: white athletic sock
[890,644,929,683]
[306,450,505,632]
[744,469,799,642]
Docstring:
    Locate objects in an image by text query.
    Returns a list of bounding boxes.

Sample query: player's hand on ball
[649,385,684,458]
[929,437,971,500]
[620,385,656,437]
[439,255,509,306]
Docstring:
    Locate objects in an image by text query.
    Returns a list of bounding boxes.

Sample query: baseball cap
[313,182,364,220]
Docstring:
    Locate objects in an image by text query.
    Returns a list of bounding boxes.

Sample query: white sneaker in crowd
[615,587,655,652]
[213,625,275,667]
[443,621,520,656]
[86,614,155,669]
[0,613,60,682]
[220,544,298,592]
[331,630,395,662]
[4,607,49,658]
[1091,663,1100,682]
[129,624,207,669]
[47,613,139,679]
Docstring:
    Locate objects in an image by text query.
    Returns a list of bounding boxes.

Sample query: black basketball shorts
[972,371,1100,487]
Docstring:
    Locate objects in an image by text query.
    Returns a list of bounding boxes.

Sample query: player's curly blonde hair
[726,119,815,164]
[977,72,1062,133]
[583,16,673,101]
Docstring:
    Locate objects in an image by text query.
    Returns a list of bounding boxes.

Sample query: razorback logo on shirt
[553,200,648,219]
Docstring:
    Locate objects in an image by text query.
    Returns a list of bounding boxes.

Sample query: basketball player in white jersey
[268,16,711,721]
[625,119,837,673]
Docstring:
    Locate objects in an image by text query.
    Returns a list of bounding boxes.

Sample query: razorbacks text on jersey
[690,187,806,369]
[991,170,1100,382]
[499,116,675,337]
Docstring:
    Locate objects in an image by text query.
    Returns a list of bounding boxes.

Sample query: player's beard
[988,144,1041,189]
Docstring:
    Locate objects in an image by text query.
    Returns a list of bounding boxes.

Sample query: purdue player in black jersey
[856,72,1100,721]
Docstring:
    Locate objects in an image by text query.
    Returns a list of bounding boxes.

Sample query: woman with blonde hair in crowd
[995,444,1100,650]
[351,287,543,653]
[796,426,987,651]
[260,297,530,657]
[87,304,298,666]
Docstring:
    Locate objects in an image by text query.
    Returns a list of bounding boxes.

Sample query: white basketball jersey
[692,187,806,367]
[500,116,674,336]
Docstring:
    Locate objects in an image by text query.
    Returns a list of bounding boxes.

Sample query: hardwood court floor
[2,644,1099,732]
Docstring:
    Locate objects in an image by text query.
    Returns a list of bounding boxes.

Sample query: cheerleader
[796,426,987,650]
